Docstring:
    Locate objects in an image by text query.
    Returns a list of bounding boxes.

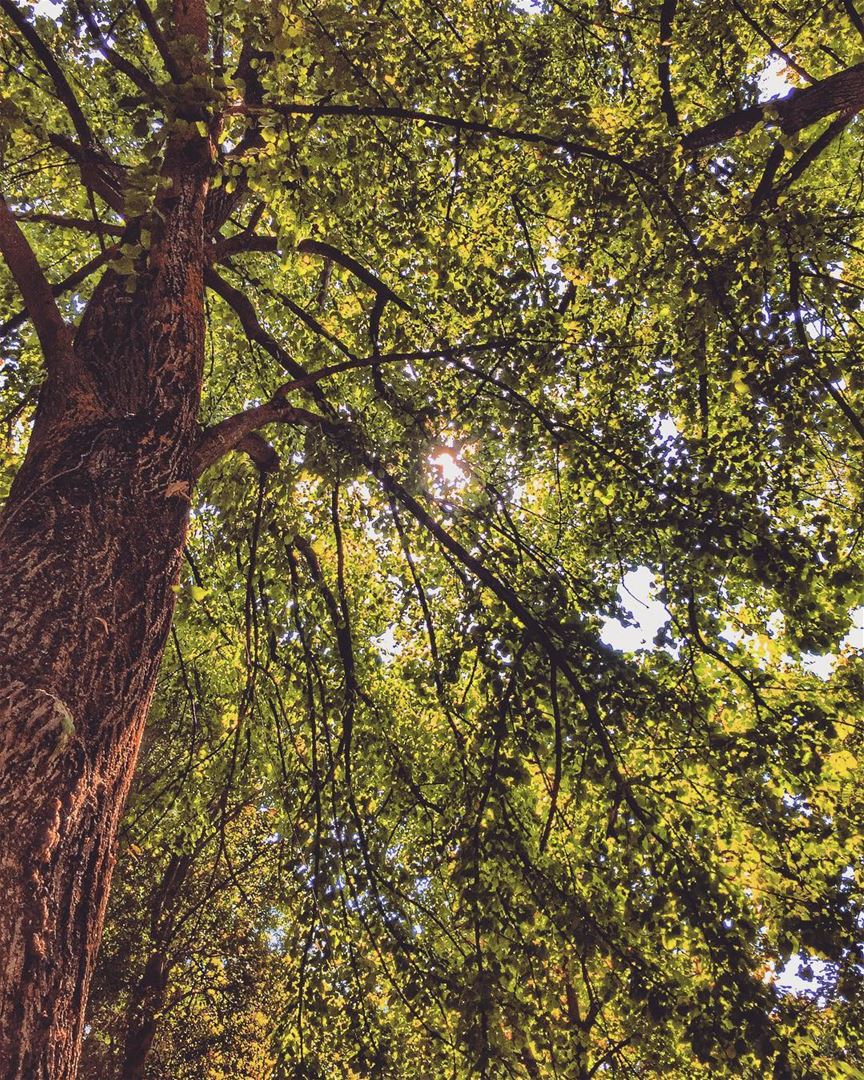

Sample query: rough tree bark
[683,61,864,149]
[0,2,211,1074]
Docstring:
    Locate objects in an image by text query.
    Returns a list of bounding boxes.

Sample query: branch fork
[193,393,329,478]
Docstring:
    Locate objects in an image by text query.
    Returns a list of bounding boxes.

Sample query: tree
[1,0,864,1075]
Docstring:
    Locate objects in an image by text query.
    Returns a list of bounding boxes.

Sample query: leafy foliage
[3,0,864,1074]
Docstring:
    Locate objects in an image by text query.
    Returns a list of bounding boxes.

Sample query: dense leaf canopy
[2,0,864,1074]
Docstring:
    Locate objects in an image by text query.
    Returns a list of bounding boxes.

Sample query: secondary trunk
[121,950,171,1080]
[120,852,192,1080]
[0,153,207,1073]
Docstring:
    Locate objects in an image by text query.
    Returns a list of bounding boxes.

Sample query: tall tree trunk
[0,133,208,1074]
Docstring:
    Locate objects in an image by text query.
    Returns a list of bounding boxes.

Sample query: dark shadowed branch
[0,0,95,149]
[658,0,679,127]
[74,0,159,95]
[684,62,864,149]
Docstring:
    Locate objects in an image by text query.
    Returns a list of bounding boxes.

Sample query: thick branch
[204,42,270,232]
[194,399,329,477]
[133,0,183,81]
[172,0,209,53]
[0,193,74,369]
[840,0,864,42]
[235,433,280,474]
[47,134,126,214]
[213,230,278,260]
[684,62,864,149]
[750,141,785,208]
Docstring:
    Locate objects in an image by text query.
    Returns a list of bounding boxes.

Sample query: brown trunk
[0,404,189,1077]
[0,126,208,1074]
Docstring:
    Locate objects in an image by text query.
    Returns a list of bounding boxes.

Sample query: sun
[429,448,468,486]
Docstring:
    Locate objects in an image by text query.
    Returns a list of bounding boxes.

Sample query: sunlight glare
[758,55,796,100]
[429,449,468,487]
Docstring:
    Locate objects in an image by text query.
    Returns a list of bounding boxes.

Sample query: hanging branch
[538,661,563,854]
[292,531,357,767]
[789,258,864,444]
[658,0,679,128]
[371,460,649,825]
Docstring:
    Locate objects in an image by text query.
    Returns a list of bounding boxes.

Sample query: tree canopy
[2,0,864,1075]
